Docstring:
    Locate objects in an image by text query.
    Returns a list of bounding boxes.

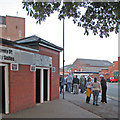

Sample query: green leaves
[22,1,120,38]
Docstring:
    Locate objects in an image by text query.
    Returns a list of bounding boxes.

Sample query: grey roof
[15,35,63,51]
[61,64,77,69]
[74,58,112,67]
[0,38,39,52]
[15,35,39,43]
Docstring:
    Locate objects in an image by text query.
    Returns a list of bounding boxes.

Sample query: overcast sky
[0,0,118,67]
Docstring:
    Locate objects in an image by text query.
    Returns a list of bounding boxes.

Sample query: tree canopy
[23,1,120,38]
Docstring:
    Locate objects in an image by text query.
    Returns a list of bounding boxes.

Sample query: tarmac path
[107,82,120,101]
[3,98,100,119]
[63,92,119,119]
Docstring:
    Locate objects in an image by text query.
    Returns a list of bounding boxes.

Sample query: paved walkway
[63,91,119,119]
[3,99,100,119]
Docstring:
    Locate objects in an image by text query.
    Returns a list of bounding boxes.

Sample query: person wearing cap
[100,74,107,103]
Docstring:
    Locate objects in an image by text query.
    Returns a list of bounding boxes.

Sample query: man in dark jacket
[59,75,63,94]
[100,75,107,103]
[73,75,79,94]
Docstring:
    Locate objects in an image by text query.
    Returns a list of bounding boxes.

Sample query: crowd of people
[59,74,107,106]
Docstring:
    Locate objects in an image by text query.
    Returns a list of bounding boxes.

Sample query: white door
[36,67,50,103]
[0,64,9,114]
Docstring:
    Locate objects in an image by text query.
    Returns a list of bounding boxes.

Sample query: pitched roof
[0,38,39,52]
[15,35,63,52]
[73,58,112,67]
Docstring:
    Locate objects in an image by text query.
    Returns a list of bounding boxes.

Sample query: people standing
[80,75,86,93]
[92,77,101,106]
[73,75,79,94]
[66,73,73,93]
[86,77,92,103]
[100,75,107,103]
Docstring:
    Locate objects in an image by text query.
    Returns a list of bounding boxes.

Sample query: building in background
[62,58,113,73]
[60,58,112,78]
[72,58,112,73]
[61,58,119,81]
[99,61,119,81]
[0,15,25,41]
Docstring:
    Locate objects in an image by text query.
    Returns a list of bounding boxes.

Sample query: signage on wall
[30,65,36,72]
[0,45,52,67]
[11,63,19,71]
[0,46,15,63]
[52,67,55,72]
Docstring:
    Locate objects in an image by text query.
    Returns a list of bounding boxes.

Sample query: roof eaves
[39,43,62,52]
[39,38,63,51]
[15,35,63,51]
[15,35,39,43]
[0,38,39,52]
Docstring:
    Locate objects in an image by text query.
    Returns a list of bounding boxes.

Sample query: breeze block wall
[9,64,35,113]
[39,46,60,101]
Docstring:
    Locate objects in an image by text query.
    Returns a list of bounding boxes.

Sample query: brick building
[100,61,119,81]
[60,58,112,80]
[118,57,120,81]
[0,36,62,114]
[62,58,112,73]
[0,15,25,41]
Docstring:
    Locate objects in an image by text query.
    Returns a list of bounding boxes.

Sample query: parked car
[109,77,118,82]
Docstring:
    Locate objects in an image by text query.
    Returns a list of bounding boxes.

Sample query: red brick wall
[107,61,118,78]
[108,66,114,77]
[39,46,60,100]
[0,16,25,41]
[113,61,118,70]
[9,64,35,113]
[118,57,120,81]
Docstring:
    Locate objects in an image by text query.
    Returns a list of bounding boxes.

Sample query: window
[18,30,22,38]
[30,65,36,72]
[52,67,55,72]
[11,63,19,71]
[0,16,6,25]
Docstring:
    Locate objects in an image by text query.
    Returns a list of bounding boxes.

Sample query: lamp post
[63,18,65,99]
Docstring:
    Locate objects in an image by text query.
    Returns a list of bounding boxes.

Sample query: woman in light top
[92,77,101,106]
